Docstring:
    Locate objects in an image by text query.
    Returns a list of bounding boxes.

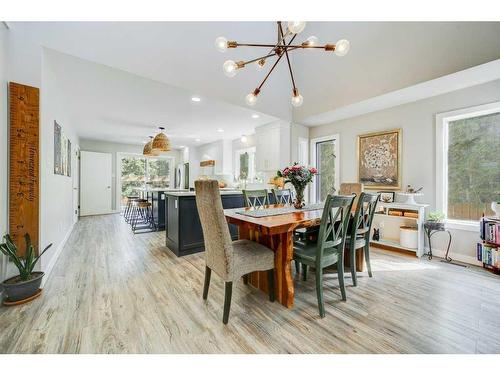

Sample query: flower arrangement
[277,163,317,208]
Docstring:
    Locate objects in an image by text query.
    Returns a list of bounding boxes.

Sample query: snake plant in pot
[0,234,52,302]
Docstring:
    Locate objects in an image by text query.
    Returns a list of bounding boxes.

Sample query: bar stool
[130,200,156,233]
[124,196,140,223]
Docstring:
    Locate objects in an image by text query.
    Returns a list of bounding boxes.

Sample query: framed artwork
[54,120,71,177]
[358,129,402,190]
[378,191,395,203]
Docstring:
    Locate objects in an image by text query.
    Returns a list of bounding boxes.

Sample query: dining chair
[339,182,364,212]
[345,192,380,286]
[293,194,355,317]
[272,188,293,205]
[195,180,275,324]
[242,189,269,208]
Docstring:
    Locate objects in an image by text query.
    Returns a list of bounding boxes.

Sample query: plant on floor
[0,234,52,303]
[0,234,52,281]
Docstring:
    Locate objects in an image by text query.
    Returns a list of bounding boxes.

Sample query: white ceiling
[10,21,500,133]
[44,48,277,147]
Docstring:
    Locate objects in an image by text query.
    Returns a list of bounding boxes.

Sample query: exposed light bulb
[306,36,319,46]
[291,91,304,107]
[255,58,266,70]
[245,93,258,106]
[223,60,238,77]
[191,96,201,102]
[334,39,350,56]
[217,128,224,133]
[241,135,248,143]
[215,36,228,52]
[287,21,306,34]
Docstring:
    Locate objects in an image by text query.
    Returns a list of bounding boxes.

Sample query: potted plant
[0,234,52,303]
[276,163,317,209]
[424,212,445,231]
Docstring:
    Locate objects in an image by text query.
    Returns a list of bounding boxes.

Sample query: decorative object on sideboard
[151,126,171,153]
[358,129,402,190]
[216,21,350,107]
[268,176,285,189]
[398,185,424,205]
[372,228,380,241]
[0,234,52,305]
[277,163,317,209]
[378,191,395,203]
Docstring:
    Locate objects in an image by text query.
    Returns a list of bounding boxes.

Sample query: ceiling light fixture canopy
[216,21,350,107]
[152,126,171,153]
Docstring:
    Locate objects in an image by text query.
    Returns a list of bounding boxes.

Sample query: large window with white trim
[437,103,500,224]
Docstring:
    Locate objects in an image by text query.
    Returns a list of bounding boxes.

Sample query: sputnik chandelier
[215,21,350,107]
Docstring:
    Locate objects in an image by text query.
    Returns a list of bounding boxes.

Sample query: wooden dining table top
[224,204,324,236]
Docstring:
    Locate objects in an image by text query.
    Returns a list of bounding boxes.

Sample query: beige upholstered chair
[195,180,275,324]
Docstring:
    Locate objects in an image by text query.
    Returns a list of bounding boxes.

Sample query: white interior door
[80,151,112,216]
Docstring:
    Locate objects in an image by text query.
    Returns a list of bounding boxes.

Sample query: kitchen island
[136,188,189,230]
[165,190,245,256]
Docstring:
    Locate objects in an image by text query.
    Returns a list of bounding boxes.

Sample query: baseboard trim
[41,223,75,287]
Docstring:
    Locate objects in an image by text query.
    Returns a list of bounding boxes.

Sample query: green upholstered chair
[345,192,380,286]
[293,194,355,317]
[242,189,269,208]
[272,188,293,205]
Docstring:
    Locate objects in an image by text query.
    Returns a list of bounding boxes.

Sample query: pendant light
[152,126,171,154]
[143,136,159,156]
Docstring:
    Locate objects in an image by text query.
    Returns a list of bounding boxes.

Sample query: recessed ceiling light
[191,96,201,102]
[241,135,248,143]
[195,138,201,142]
[251,114,260,119]
[179,145,185,148]
[217,128,224,133]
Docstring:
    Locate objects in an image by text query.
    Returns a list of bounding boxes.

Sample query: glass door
[120,156,147,209]
[311,136,339,203]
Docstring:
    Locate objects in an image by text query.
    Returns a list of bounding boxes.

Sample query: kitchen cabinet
[255,124,281,171]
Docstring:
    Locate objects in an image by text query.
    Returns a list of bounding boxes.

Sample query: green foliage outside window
[448,112,500,220]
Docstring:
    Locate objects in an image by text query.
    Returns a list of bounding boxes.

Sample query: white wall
[39,49,80,278]
[0,26,9,286]
[79,139,181,210]
[309,79,500,263]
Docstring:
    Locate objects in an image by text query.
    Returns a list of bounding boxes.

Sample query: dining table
[224,204,365,308]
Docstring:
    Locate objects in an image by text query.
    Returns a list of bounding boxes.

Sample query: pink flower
[309,167,317,174]
[291,165,300,171]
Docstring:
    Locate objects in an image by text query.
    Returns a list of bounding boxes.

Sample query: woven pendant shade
[143,136,159,156]
[152,127,171,153]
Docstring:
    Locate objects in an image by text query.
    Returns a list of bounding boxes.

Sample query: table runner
[235,203,324,218]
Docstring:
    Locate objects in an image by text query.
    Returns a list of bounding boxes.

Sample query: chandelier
[215,21,350,107]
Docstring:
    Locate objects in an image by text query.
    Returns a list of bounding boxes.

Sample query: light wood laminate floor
[1,214,500,354]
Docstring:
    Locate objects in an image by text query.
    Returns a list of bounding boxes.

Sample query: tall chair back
[316,194,355,268]
[272,188,293,205]
[351,192,380,240]
[242,189,269,208]
[195,180,234,280]
[339,182,364,211]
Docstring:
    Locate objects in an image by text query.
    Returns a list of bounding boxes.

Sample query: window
[310,135,340,203]
[235,147,256,181]
[118,154,174,209]
[436,102,500,226]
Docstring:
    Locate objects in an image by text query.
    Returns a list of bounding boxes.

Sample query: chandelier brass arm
[216,21,350,107]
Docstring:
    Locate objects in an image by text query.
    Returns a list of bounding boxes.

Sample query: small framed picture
[378,191,395,203]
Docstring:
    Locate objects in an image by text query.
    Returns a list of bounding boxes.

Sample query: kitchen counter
[165,191,244,256]
[165,190,241,197]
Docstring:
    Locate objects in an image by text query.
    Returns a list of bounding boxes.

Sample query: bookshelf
[478,216,500,273]
[371,202,428,257]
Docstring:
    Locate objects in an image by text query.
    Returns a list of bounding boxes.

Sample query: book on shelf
[477,242,500,267]
[480,217,500,246]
